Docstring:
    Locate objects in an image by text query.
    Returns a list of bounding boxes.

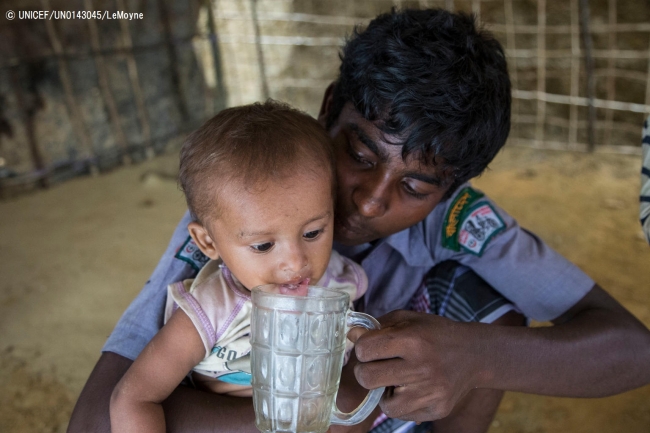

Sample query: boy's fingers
[347,327,368,343]
[354,310,432,362]
[353,358,412,390]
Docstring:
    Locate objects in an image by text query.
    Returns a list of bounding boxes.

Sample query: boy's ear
[188,221,220,260]
[317,82,336,127]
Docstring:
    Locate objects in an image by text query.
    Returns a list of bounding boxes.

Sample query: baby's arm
[110,309,205,433]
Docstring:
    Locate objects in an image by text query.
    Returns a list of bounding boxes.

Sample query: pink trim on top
[319,265,332,287]
[349,258,365,300]
[336,256,366,300]
[371,412,388,429]
[217,266,250,342]
[222,266,251,300]
[173,281,217,349]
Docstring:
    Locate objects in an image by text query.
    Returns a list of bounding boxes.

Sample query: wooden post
[116,0,153,158]
[190,0,213,119]
[570,0,580,146]
[0,96,10,198]
[42,0,97,174]
[10,67,47,188]
[536,0,547,146]
[472,0,481,18]
[205,0,228,114]
[157,0,190,122]
[445,0,454,12]
[645,20,650,111]
[250,0,270,100]
[504,0,519,143]
[84,0,131,165]
[579,0,597,152]
[604,0,617,147]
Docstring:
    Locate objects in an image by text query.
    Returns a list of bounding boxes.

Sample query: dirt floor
[0,146,649,432]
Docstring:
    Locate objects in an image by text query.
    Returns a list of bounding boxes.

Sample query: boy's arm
[110,310,206,432]
[430,310,525,433]
[330,311,523,433]
[353,284,650,423]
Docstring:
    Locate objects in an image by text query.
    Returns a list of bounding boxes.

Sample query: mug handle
[329,311,386,426]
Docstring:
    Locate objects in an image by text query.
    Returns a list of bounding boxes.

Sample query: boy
[70,9,650,433]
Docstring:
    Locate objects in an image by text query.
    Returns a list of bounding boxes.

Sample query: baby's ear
[188,221,220,260]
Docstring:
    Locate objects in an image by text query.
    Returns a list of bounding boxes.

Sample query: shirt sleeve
[641,116,650,243]
[431,188,594,322]
[102,211,202,360]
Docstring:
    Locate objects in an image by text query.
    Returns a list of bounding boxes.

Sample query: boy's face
[320,101,452,246]
[189,169,334,294]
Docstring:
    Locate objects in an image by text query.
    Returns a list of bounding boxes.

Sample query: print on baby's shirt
[207,346,252,385]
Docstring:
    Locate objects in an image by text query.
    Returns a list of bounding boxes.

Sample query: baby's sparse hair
[179,100,335,223]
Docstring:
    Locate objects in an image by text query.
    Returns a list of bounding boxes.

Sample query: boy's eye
[346,143,373,167]
[303,229,322,240]
[402,182,428,200]
[251,242,274,252]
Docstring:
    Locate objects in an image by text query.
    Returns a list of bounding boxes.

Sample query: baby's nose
[282,245,308,274]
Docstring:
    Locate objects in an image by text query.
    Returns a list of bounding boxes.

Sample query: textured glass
[251,285,383,433]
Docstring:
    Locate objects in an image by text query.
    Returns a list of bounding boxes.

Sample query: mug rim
[251,283,349,301]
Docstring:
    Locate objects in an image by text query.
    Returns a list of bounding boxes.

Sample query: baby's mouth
[279,278,310,296]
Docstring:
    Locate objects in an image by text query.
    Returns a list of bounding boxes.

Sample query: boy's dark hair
[179,100,335,223]
[328,8,511,194]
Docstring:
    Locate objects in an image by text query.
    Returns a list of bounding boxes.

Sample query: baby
[110,100,368,432]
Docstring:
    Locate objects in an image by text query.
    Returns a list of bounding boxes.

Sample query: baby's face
[204,170,334,295]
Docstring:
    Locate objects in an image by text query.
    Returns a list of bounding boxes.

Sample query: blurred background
[0,0,649,432]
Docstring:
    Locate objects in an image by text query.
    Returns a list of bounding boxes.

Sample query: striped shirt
[641,116,650,243]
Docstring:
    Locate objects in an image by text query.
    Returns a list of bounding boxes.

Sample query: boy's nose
[356,194,387,218]
[353,174,388,218]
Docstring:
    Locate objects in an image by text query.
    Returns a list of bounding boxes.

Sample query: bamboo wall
[1,0,649,197]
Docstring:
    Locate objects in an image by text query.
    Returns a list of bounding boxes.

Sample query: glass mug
[250,284,385,433]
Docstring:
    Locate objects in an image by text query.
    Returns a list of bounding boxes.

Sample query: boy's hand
[353,308,526,424]
[353,310,479,422]
[354,286,650,424]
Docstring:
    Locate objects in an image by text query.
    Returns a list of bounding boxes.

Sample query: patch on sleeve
[442,187,484,251]
[457,202,505,256]
[175,236,209,271]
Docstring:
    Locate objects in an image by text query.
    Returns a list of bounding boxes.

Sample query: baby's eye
[251,242,274,252]
[303,229,322,240]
